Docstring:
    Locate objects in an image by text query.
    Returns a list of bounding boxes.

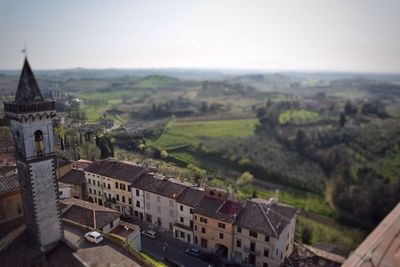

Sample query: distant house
[61,198,141,251]
[59,182,72,199]
[59,169,87,199]
[234,198,297,267]
[61,198,121,233]
[0,174,22,224]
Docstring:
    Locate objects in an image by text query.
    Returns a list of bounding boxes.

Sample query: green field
[151,118,259,149]
[279,109,321,125]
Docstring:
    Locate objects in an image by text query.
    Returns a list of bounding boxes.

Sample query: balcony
[243,246,260,256]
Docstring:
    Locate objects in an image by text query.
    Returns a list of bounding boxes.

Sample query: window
[250,242,256,252]
[190,208,193,214]
[180,217,184,223]
[103,182,106,187]
[128,186,131,192]
[146,214,152,223]
[237,226,242,233]
[219,233,224,239]
[136,201,140,208]
[94,189,97,195]
[115,182,118,189]
[129,198,132,205]
[236,240,241,248]
[200,238,207,248]
[34,130,44,155]
[134,211,139,217]
[218,222,225,229]
[122,196,125,203]
[263,263,269,267]
[97,181,100,186]
[136,189,140,197]
[104,192,106,197]
[250,231,258,238]
[194,225,197,231]
[264,249,269,257]
[190,220,193,228]
[195,215,197,220]
[116,194,119,201]
[200,217,207,224]
[180,205,183,211]
[108,193,111,199]
[89,188,92,194]
[107,184,111,189]
[265,236,270,242]
[88,179,91,184]
[98,191,101,196]
[210,191,214,196]
[180,231,185,238]
[94,197,97,203]
[201,227,206,234]
[120,184,125,191]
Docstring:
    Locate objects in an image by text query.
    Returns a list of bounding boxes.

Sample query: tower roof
[14,57,44,103]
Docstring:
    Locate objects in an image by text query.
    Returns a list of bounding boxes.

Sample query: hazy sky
[1,0,399,72]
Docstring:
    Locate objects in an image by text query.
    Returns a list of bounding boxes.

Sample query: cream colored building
[131,174,188,231]
[173,187,204,244]
[233,198,297,267]
[84,159,147,215]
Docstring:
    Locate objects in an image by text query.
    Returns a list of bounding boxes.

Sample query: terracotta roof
[132,173,188,199]
[14,58,44,103]
[287,243,344,267]
[61,198,121,229]
[60,169,85,185]
[0,174,20,194]
[176,187,204,207]
[194,197,241,223]
[342,202,400,267]
[85,158,148,183]
[72,159,92,170]
[236,199,297,238]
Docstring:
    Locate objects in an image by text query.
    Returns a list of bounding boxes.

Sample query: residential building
[174,187,204,244]
[84,158,148,214]
[234,198,297,267]
[0,174,22,223]
[58,182,72,199]
[193,187,242,261]
[132,173,187,231]
[59,169,87,199]
[61,198,121,233]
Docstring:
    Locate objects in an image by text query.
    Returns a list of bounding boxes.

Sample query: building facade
[0,174,22,223]
[173,187,204,244]
[84,159,147,214]
[233,198,297,267]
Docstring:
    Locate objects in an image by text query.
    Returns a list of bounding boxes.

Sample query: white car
[141,229,158,239]
[84,231,104,244]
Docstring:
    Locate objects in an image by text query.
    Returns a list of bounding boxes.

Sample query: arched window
[34,130,44,156]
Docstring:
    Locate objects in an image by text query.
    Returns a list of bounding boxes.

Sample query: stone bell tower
[4,57,63,252]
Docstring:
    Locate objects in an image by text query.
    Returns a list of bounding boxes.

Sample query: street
[121,216,210,267]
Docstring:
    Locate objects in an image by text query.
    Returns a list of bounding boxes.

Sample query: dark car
[184,247,202,258]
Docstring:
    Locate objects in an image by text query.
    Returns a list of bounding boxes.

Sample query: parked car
[84,231,103,244]
[141,229,158,239]
[184,247,202,258]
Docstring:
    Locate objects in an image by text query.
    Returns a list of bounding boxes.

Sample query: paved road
[63,224,140,264]
[121,216,209,267]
